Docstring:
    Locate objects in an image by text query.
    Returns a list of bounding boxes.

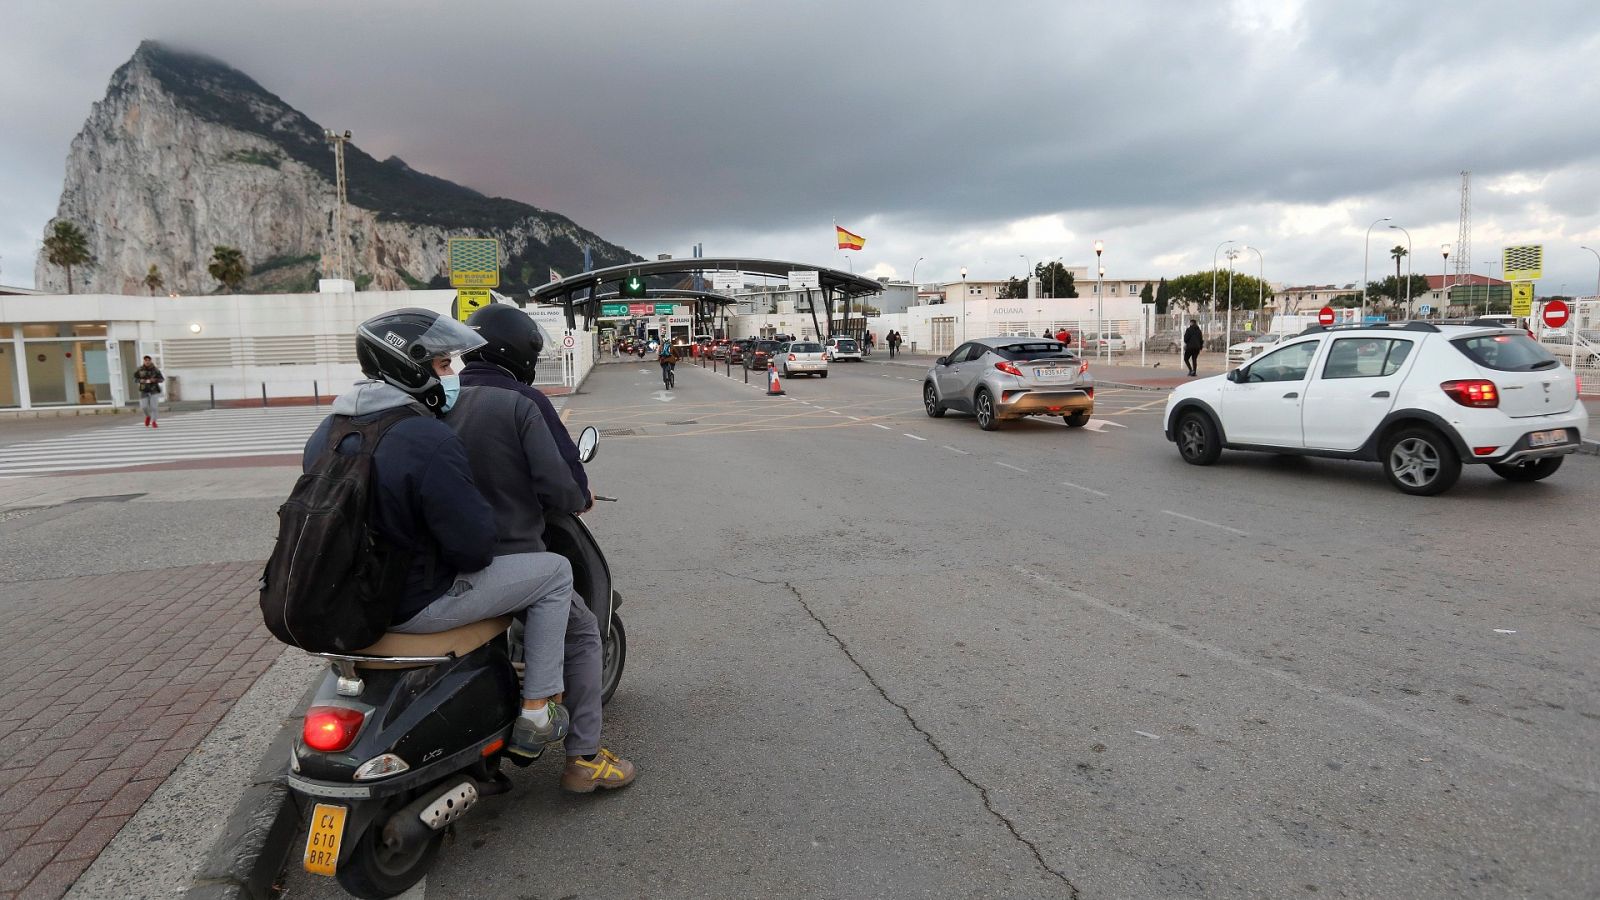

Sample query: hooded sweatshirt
[302,380,497,625]
[458,361,588,496]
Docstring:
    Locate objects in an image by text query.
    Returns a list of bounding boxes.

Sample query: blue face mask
[439,374,461,412]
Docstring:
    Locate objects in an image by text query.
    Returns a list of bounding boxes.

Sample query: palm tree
[42,221,92,293]
[208,245,247,293]
[1390,244,1408,291]
[143,265,165,295]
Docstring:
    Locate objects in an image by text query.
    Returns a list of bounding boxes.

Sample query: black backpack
[260,407,420,652]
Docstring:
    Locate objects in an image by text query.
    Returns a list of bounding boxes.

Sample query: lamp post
[1389,224,1412,318]
[1094,240,1105,361]
[1361,216,1391,323]
[1212,239,1235,316]
[1440,244,1451,318]
[911,257,925,290]
[1224,248,1238,349]
[1240,245,1264,321]
[960,266,968,346]
[1482,258,1498,315]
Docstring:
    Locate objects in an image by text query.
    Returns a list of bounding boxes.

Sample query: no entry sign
[1318,306,1336,326]
[1542,299,1570,329]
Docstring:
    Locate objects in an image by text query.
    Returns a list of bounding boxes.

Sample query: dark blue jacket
[459,362,589,497]
[304,382,496,625]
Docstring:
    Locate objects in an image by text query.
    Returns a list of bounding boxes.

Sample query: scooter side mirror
[577,426,599,463]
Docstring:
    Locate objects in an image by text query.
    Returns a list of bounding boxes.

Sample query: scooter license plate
[304,802,347,876]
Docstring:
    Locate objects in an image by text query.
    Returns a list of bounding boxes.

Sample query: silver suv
[924,337,1094,430]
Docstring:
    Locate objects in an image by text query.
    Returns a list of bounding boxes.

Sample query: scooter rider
[453,304,638,791]
[303,308,575,759]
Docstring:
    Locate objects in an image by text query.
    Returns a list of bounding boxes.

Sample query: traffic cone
[766,364,785,396]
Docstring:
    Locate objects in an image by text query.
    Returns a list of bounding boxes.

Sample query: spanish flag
[836,226,866,251]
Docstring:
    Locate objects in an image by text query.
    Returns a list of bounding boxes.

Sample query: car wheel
[1175,410,1220,465]
[974,389,1000,431]
[1064,411,1089,428]
[1381,427,1461,496]
[924,382,946,417]
[1488,456,1563,482]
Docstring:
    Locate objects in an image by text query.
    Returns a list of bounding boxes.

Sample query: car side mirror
[1226,369,1241,383]
[935,356,948,366]
[576,426,599,463]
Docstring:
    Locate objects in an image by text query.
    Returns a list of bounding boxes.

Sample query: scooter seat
[353,616,513,668]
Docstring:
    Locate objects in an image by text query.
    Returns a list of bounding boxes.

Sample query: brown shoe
[561,748,637,793]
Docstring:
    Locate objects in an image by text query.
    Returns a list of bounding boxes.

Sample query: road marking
[1014,567,1600,797]
[1060,481,1107,497]
[1082,419,1129,432]
[904,434,927,441]
[1133,731,1162,740]
[1099,419,1128,428]
[995,462,1029,473]
[559,407,572,423]
[941,445,970,455]
[847,416,862,421]
[872,423,893,430]
[1162,510,1248,536]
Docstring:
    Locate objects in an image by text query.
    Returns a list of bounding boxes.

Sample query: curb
[1095,380,1173,393]
[183,681,317,900]
[1581,440,1599,457]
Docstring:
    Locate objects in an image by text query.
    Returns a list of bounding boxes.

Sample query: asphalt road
[266,356,1600,900]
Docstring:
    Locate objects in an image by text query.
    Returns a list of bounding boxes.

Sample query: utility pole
[324,129,352,282]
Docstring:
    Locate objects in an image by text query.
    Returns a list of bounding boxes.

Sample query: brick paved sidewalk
[0,561,281,899]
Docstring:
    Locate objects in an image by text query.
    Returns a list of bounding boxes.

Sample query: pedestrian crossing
[0,406,332,477]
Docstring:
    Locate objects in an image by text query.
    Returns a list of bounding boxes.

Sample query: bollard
[313,381,320,406]
[209,384,216,410]
[261,383,268,407]
[742,362,748,383]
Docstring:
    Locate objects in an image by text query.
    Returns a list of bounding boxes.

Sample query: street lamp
[1224,247,1239,349]
[1389,224,1412,318]
[960,266,968,345]
[1482,258,1498,315]
[1240,245,1264,318]
[911,256,925,289]
[1440,244,1451,317]
[1094,240,1105,361]
[1211,239,1235,316]
[1361,216,1391,323]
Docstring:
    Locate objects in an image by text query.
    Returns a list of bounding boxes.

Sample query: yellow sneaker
[561,748,637,793]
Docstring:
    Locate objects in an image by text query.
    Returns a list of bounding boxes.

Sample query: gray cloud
[3,0,1599,291]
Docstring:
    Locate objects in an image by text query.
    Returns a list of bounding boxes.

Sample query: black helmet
[355,308,485,410]
[463,304,544,384]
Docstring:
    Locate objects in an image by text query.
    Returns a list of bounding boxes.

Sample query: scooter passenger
[451,305,638,791]
[303,308,576,759]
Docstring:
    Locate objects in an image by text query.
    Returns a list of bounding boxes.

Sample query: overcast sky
[3,0,1599,294]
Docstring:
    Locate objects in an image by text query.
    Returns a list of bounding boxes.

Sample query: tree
[1160,271,1276,312]
[1154,277,1170,315]
[1034,261,1077,298]
[997,277,1028,299]
[1139,283,1154,305]
[143,265,165,295]
[42,220,92,293]
[208,245,246,293]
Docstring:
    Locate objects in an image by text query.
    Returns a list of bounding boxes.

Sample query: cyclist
[658,343,678,389]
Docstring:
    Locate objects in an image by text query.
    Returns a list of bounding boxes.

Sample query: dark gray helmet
[355,308,485,410]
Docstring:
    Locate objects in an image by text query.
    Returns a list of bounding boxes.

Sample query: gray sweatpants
[139,393,159,421]
[561,596,603,757]
[392,552,574,702]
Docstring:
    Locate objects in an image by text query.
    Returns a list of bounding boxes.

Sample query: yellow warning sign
[1510,282,1534,317]
[449,238,501,288]
[454,289,491,323]
[1502,245,1543,282]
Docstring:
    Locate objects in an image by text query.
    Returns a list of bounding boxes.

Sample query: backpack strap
[320,404,427,463]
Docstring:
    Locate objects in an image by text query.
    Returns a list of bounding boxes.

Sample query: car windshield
[1452,333,1559,372]
[994,342,1072,360]
[793,343,823,352]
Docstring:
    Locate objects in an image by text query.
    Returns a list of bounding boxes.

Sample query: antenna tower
[324,129,353,281]
[1454,171,1471,278]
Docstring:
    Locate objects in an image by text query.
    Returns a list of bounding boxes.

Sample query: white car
[777,341,829,378]
[1084,333,1127,352]
[1163,322,1587,495]
[824,337,862,362]
[1537,329,1600,368]
[1226,332,1287,362]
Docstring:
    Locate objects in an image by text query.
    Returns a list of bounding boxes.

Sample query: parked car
[1164,322,1587,495]
[924,337,1094,430]
[1537,329,1600,368]
[1144,330,1181,353]
[824,337,862,362]
[778,341,829,378]
[728,339,751,364]
[746,340,781,370]
[1082,332,1127,352]
[1226,332,1289,363]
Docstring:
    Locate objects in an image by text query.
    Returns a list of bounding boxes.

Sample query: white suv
[1163,323,1588,495]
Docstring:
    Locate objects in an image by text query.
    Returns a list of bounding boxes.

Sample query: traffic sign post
[1318,306,1335,327]
[1511,282,1534,318]
[448,238,501,288]
[1502,244,1544,282]
[453,288,492,323]
[621,275,647,298]
[1542,299,1570,329]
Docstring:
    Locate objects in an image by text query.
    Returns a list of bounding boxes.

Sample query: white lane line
[904,434,927,441]
[872,423,893,430]
[940,445,970,455]
[1060,481,1108,497]
[847,416,862,421]
[1162,510,1248,536]
[995,462,1029,473]
[1133,731,1162,741]
[1100,420,1128,428]
[828,410,841,415]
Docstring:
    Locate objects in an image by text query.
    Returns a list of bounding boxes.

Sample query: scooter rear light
[303,706,366,753]
[994,361,1024,377]
[353,753,410,781]
[1441,379,1499,408]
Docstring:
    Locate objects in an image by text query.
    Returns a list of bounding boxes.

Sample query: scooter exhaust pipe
[381,778,480,853]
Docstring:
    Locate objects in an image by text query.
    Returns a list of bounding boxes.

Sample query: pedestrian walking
[1183,319,1204,376]
[133,355,164,427]
[1041,329,1052,339]
[887,330,900,359]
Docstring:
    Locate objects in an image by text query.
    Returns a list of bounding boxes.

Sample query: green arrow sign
[621,275,647,298]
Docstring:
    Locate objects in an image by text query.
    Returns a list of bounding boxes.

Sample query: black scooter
[287,426,625,898]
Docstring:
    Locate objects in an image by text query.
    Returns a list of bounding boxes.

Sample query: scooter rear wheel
[336,806,443,899]
[600,614,626,705]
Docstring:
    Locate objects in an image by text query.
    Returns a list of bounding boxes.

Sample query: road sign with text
[453,289,491,323]
[599,303,629,317]
[448,238,500,288]
[1511,282,1534,316]
[1502,245,1543,281]
[789,270,820,290]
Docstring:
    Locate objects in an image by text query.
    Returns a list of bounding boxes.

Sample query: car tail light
[1473,446,1499,456]
[787,353,796,361]
[1085,387,1094,398]
[1441,379,1499,408]
[303,706,366,752]
[995,361,1023,376]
